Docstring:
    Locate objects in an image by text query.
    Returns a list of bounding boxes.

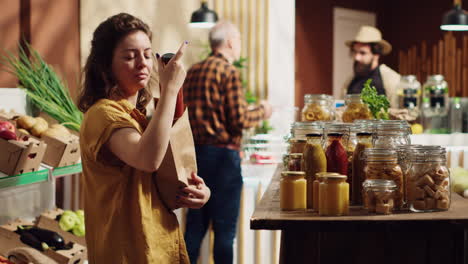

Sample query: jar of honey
[313,172,340,211]
[280,171,307,210]
[318,174,349,216]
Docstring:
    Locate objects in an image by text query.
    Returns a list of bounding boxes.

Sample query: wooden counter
[251,165,468,264]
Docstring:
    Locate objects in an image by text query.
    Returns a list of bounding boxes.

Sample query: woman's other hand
[157,41,188,96]
[176,172,211,209]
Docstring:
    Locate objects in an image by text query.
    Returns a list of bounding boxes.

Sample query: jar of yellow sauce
[313,172,340,211]
[280,171,307,211]
[319,174,349,216]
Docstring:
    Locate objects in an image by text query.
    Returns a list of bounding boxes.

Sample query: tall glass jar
[324,133,348,176]
[406,149,450,212]
[373,121,411,148]
[363,148,404,210]
[352,132,373,205]
[398,75,421,110]
[302,133,327,209]
[301,94,334,121]
[319,174,349,216]
[422,75,449,113]
[280,171,307,211]
[363,179,397,214]
[342,94,372,123]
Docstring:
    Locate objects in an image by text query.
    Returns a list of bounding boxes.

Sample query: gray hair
[209,21,239,50]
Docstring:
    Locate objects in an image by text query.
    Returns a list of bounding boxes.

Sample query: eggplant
[26,227,65,249]
[20,232,48,251]
[17,226,66,250]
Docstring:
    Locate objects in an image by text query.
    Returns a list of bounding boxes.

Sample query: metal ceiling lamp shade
[189,1,218,29]
[440,1,468,31]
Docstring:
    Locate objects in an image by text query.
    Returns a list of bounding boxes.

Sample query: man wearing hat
[342,25,400,108]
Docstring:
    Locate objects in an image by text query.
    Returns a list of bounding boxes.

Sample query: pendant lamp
[189,1,218,29]
[441,0,468,31]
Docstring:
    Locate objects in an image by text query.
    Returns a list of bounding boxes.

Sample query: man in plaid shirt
[183,21,272,264]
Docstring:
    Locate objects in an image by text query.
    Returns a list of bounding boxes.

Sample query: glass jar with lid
[363,148,404,210]
[287,153,303,171]
[302,133,326,209]
[280,171,307,210]
[406,147,450,212]
[318,174,349,216]
[289,138,307,154]
[342,94,373,123]
[313,172,340,211]
[373,121,411,148]
[422,74,449,113]
[301,94,334,121]
[352,131,373,205]
[363,179,397,214]
[290,121,324,140]
[398,75,421,110]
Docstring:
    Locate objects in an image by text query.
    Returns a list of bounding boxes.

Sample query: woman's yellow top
[79,99,189,264]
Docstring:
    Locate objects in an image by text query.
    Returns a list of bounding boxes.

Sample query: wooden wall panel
[0,1,21,88]
[30,0,81,100]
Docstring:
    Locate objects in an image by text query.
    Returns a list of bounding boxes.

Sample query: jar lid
[356,132,373,137]
[321,173,347,180]
[290,138,307,143]
[362,179,397,189]
[306,133,322,138]
[363,148,398,160]
[289,153,303,158]
[315,172,340,178]
[281,171,306,177]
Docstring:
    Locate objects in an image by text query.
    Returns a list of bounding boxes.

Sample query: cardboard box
[36,209,86,246]
[0,135,46,176]
[0,219,87,264]
[41,134,80,168]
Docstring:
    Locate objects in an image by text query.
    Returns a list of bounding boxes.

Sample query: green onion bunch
[0,43,82,132]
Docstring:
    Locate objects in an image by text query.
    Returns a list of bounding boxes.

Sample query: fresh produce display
[0,43,82,132]
[16,225,72,251]
[15,115,72,140]
[0,120,17,140]
[58,210,85,237]
[361,79,390,120]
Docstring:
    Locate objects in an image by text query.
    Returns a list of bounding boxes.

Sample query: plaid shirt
[183,52,265,146]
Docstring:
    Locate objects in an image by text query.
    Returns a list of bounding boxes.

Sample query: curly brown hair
[78,13,155,113]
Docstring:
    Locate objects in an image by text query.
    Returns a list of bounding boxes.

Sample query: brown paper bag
[155,108,197,210]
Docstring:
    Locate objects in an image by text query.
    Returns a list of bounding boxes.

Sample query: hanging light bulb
[441,1,468,31]
[189,1,218,29]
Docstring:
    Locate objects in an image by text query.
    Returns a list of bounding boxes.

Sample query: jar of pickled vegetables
[363,148,404,210]
[301,94,334,121]
[318,174,349,216]
[363,179,397,214]
[280,171,307,210]
[406,148,450,212]
[342,94,372,123]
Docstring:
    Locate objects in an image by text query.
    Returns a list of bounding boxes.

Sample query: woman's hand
[157,41,188,97]
[176,172,211,209]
